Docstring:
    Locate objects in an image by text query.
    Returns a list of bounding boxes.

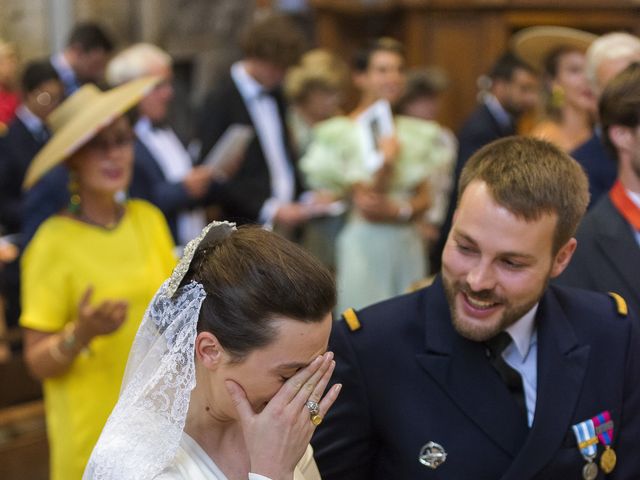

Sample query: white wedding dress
[156,433,321,480]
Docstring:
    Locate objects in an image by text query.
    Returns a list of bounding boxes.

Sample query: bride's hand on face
[225,351,341,480]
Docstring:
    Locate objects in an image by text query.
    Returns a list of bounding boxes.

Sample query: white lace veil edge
[84,221,237,480]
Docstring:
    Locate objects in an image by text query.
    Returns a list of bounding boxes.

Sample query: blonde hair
[0,39,17,62]
[0,39,15,56]
[106,43,172,86]
[284,49,348,103]
[586,32,640,90]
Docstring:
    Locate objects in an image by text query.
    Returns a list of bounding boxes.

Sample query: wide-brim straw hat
[23,76,160,189]
[511,26,597,73]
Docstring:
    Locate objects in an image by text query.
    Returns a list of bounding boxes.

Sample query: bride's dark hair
[182,225,336,361]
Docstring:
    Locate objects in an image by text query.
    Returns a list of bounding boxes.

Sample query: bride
[85,222,341,480]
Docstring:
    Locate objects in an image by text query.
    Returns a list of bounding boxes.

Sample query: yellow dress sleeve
[20,221,72,332]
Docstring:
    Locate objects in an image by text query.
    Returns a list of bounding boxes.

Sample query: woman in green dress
[301,38,455,313]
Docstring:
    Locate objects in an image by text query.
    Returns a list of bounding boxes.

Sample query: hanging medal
[572,419,599,480]
[593,410,617,474]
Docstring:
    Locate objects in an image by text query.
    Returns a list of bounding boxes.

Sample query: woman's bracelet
[49,336,71,363]
[49,323,83,363]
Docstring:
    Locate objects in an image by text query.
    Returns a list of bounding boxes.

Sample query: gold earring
[551,85,565,109]
[67,171,81,214]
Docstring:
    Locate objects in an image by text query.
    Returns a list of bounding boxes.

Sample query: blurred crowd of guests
[1,11,640,478]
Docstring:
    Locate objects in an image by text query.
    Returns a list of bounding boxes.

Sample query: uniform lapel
[502,287,590,480]
[416,278,529,457]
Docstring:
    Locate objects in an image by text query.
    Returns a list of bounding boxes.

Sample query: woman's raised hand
[75,286,129,342]
[225,352,341,480]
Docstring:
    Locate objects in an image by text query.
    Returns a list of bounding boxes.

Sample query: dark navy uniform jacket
[571,131,617,209]
[312,277,640,479]
[556,195,640,318]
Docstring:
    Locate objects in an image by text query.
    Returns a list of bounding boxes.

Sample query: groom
[313,136,640,479]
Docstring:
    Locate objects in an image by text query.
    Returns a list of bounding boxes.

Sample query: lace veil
[84,221,236,479]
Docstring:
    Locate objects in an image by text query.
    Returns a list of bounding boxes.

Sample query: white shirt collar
[231,61,263,102]
[51,52,75,80]
[484,94,513,130]
[625,187,640,210]
[135,116,154,135]
[15,104,44,134]
[505,303,538,359]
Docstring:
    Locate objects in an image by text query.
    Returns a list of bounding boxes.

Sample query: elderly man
[312,137,640,479]
[571,32,640,207]
[557,63,640,316]
[107,43,223,245]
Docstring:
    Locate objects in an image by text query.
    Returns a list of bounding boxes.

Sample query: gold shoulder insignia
[0,122,7,137]
[342,308,361,332]
[608,292,628,317]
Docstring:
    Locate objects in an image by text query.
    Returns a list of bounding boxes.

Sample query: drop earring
[67,171,81,214]
[551,85,565,109]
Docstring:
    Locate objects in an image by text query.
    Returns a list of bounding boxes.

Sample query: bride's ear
[195,331,225,370]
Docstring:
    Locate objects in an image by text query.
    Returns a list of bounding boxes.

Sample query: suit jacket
[22,165,69,245]
[571,131,617,209]
[129,138,203,242]
[433,103,515,272]
[455,102,515,178]
[312,277,640,479]
[195,74,301,224]
[50,54,81,98]
[0,116,46,234]
[556,195,640,316]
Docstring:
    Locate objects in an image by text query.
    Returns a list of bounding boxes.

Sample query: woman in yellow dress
[512,26,597,152]
[20,78,176,479]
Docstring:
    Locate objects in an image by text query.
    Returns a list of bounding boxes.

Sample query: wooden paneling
[312,0,640,130]
[0,401,48,480]
[402,11,508,129]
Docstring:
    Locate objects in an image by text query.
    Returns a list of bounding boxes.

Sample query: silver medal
[418,441,447,469]
[582,461,598,480]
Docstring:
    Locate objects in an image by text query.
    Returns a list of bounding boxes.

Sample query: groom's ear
[195,331,225,370]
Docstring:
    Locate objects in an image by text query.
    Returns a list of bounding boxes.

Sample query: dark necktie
[34,126,50,145]
[485,332,527,420]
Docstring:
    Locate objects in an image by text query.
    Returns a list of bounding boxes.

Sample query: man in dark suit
[312,137,640,479]
[0,61,62,327]
[195,14,320,230]
[0,61,63,234]
[571,32,640,208]
[433,52,539,271]
[557,63,640,315]
[50,22,114,97]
